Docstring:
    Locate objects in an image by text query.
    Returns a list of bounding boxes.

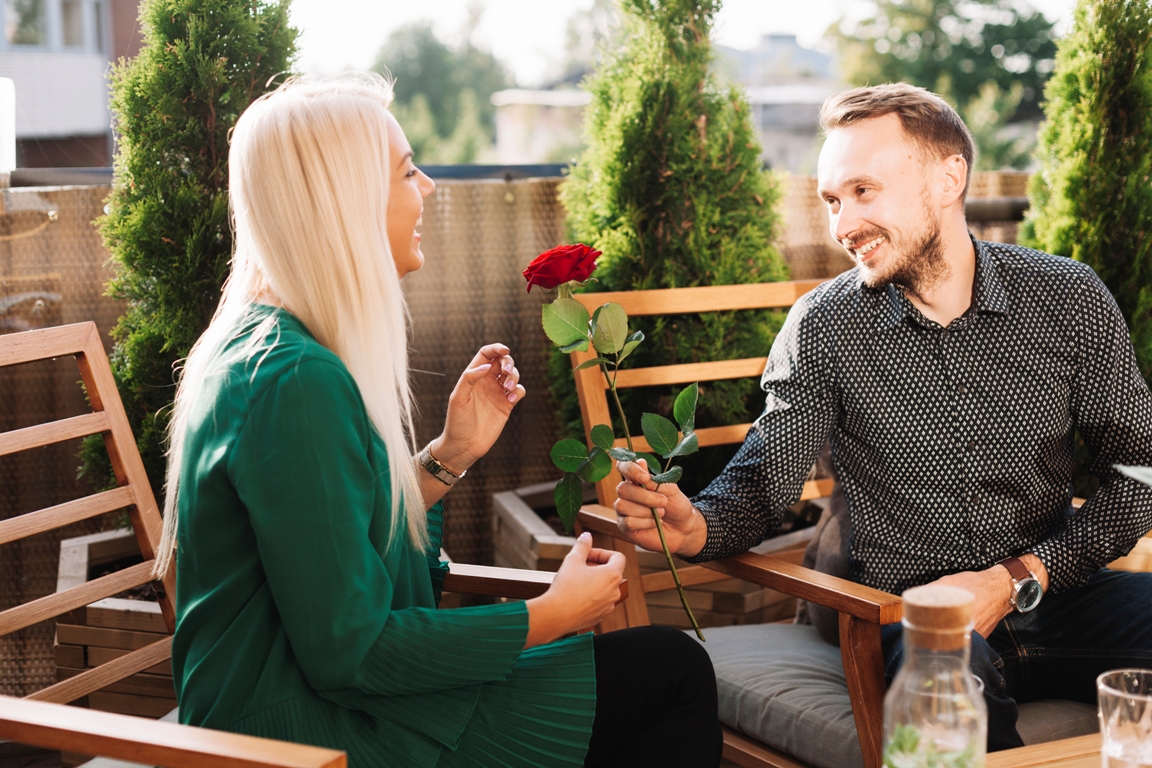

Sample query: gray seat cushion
[696,623,1099,768]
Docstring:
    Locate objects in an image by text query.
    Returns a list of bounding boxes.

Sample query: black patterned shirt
[689,239,1152,595]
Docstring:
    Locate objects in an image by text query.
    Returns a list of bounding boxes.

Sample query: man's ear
[940,154,968,207]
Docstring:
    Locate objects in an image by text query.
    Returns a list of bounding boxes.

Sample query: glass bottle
[883,584,988,768]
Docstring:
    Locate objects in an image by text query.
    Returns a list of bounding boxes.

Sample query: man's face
[817,114,947,292]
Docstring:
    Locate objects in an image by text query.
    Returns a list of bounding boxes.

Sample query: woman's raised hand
[431,343,527,475]
[524,532,626,648]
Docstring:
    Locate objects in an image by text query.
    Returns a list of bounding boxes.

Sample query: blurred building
[0,0,142,167]
[492,34,842,173]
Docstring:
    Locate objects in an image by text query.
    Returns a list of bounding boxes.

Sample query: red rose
[523,243,601,293]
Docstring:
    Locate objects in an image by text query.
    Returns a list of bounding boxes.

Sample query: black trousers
[583,625,723,768]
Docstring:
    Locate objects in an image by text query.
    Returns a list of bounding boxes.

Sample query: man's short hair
[819,83,976,199]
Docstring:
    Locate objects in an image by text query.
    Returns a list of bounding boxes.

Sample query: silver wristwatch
[418,444,464,486]
[998,556,1043,613]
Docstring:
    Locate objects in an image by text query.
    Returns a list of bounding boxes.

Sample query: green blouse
[172,305,596,767]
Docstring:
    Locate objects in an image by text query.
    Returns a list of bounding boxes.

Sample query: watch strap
[419,444,464,486]
[998,556,1033,583]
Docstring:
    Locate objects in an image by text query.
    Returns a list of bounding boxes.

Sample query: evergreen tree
[558,0,788,495]
[1021,0,1152,380]
[829,0,1058,169]
[81,0,297,497]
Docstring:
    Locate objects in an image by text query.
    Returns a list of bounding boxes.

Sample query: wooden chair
[0,322,574,767]
[567,281,1099,768]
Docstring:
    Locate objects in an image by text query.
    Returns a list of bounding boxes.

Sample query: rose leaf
[673,382,699,434]
[650,466,683,485]
[554,473,583,533]
[574,357,612,371]
[591,424,615,450]
[591,302,629,355]
[541,298,591,347]
[616,330,645,364]
[641,413,679,455]
[608,447,636,462]
[558,339,590,354]
[575,447,613,483]
[550,438,589,472]
[665,431,698,459]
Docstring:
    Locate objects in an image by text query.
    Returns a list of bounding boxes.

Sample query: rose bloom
[523,243,601,292]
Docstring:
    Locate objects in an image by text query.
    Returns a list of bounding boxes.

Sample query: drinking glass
[1098,669,1152,768]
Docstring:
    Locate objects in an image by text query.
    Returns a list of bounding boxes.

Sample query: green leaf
[637,452,663,474]
[673,382,699,434]
[574,357,612,371]
[575,447,613,483]
[558,338,589,354]
[608,447,636,461]
[591,302,629,355]
[641,412,679,455]
[616,330,645,364]
[665,431,699,459]
[650,466,683,485]
[541,298,591,347]
[554,473,583,533]
[550,438,588,472]
[591,424,615,450]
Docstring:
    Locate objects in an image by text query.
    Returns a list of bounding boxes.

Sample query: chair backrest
[0,322,176,706]
[569,279,833,507]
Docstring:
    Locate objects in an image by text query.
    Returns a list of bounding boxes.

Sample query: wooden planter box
[55,529,175,719]
[493,481,814,629]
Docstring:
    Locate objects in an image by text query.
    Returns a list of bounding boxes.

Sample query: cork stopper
[901,585,974,651]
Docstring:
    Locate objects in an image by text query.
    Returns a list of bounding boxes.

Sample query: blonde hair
[820,83,976,199]
[154,74,428,578]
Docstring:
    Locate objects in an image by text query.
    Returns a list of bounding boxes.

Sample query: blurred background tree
[828,0,1058,169]
[1022,0,1152,379]
[373,6,510,163]
[558,0,789,497]
[83,0,297,497]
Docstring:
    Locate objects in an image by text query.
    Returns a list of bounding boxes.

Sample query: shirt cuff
[682,501,725,563]
[1027,537,1081,595]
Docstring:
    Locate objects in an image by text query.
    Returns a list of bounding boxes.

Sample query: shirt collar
[873,235,1011,332]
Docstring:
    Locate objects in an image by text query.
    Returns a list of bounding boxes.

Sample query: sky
[288,0,1080,87]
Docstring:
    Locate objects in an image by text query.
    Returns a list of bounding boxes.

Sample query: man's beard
[858,217,950,295]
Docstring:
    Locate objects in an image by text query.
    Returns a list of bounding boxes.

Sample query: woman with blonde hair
[162,75,722,768]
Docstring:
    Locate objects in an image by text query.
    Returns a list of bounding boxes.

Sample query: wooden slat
[801,478,835,501]
[642,564,730,594]
[0,561,154,636]
[703,552,903,624]
[840,614,885,768]
[28,637,173,704]
[986,734,1100,768]
[55,666,175,700]
[0,323,90,367]
[0,486,135,546]
[0,695,347,768]
[614,424,750,453]
[572,280,826,316]
[56,623,166,652]
[612,358,767,389]
[0,411,110,457]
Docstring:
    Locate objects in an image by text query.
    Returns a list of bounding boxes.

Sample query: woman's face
[386,111,436,277]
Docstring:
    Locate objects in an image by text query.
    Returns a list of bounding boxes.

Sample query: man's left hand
[928,554,1050,638]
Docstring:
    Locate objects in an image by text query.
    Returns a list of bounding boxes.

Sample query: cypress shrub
[1021,0,1152,379]
[557,0,789,495]
[81,0,297,497]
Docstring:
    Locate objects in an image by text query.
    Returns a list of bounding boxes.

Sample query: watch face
[1016,579,1043,612]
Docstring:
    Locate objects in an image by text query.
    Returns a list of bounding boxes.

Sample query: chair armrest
[702,553,902,625]
[441,563,629,603]
[0,696,345,768]
[576,504,900,625]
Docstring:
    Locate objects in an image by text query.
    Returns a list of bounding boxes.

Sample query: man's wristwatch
[998,556,1043,613]
[418,444,465,486]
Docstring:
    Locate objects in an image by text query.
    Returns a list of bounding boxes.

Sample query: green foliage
[828,0,1058,170]
[1021,0,1152,382]
[373,20,510,163]
[555,0,789,494]
[80,0,297,497]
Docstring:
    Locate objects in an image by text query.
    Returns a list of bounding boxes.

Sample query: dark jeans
[584,625,723,768]
[882,569,1152,752]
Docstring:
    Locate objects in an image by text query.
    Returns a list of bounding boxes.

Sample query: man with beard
[613,82,1152,751]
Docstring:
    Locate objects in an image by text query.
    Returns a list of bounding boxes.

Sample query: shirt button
[966,440,976,452]
[957,384,968,395]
